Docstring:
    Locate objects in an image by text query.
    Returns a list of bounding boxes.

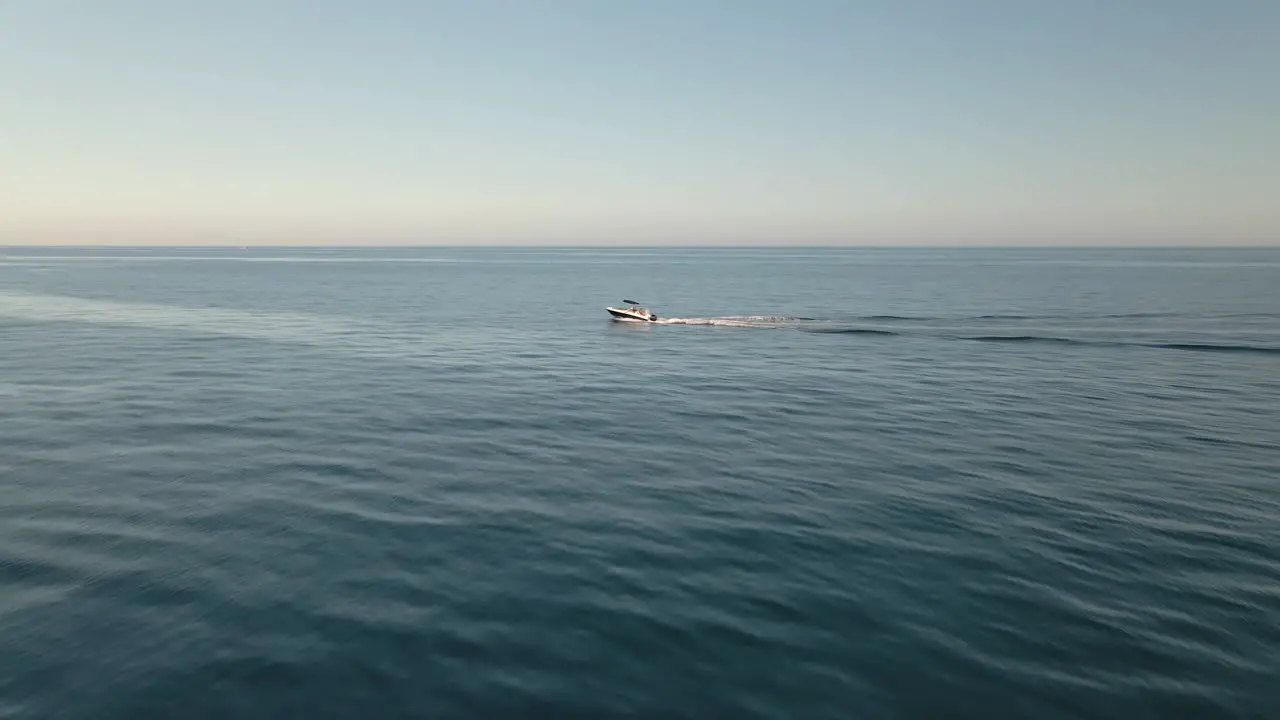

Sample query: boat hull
[607,307,657,322]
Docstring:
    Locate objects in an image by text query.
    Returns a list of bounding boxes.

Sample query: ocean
[1,246,1277,719]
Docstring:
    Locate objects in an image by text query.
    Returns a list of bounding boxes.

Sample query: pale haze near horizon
[1,1,1277,247]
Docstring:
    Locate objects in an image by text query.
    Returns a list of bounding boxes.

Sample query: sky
[1,0,1277,246]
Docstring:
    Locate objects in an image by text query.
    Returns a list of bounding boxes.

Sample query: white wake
[656,315,808,328]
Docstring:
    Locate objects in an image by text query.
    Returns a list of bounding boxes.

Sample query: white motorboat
[606,299,658,322]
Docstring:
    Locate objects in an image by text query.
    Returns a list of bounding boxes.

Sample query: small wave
[849,313,1163,322]
[972,311,1280,322]
[802,328,899,336]
[961,335,1279,355]
[854,311,1242,323]
[963,335,1086,345]
[1143,343,1280,356]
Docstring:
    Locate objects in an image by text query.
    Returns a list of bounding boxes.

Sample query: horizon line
[3,243,1278,250]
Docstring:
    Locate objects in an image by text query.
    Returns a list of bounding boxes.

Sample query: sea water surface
[1,246,1277,718]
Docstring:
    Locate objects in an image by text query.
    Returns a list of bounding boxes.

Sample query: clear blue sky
[2,1,1276,245]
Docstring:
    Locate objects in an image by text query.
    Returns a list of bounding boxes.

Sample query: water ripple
[2,248,1278,718]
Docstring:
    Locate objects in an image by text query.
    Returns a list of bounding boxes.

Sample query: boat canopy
[623,299,638,305]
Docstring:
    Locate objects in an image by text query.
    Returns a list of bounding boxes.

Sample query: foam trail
[657,315,809,328]
[0,290,439,363]
[0,290,361,342]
